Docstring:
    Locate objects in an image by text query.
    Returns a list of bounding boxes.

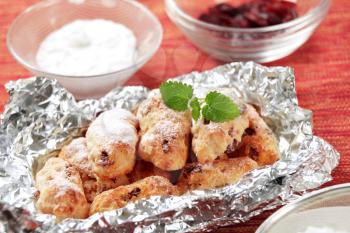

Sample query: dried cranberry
[220,14,240,27]
[199,14,222,25]
[267,13,283,25]
[211,3,239,17]
[231,15,250,28]
[198,0,298,29]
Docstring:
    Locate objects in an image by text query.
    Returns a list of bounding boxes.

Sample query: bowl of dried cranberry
[165,0,331,63]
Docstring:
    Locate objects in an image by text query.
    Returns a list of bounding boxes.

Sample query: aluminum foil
[0,62,340,233]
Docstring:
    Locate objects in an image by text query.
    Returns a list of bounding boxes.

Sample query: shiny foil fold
[0,62,340,233]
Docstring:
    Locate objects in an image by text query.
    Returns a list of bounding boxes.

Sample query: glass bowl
[165,0,331,63]
[7,0,163,99]
[256,183,350,233]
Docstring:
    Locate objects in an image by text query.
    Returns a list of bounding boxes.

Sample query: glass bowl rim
[256,183,350,233]
[165,0,331,33]
[7,0,163,79]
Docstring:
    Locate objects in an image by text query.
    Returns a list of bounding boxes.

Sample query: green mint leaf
[190,97,201,121]
[202,91,240,122]
[160,81,193,111]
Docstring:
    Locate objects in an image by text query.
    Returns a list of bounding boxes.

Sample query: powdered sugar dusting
[205,123,222,131]
[87,108,138,151]
[53,176,83,198]
[154,120,182,139]
[137,92,162,118]
[60,137,92,176]
[36,158,84,198]
[141,120,182,146]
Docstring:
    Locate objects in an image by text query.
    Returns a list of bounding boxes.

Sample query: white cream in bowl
[266,207,350,233]
[36,19,137,76]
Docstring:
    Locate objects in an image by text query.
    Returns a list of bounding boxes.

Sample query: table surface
[1,0,349,232]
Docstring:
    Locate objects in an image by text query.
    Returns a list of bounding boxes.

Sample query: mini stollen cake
[59,137,129,202]
[35,157,90,220]
[191,104,250,164]
[227,105,280,166]
[137,92,192,171]
[177,157,258,193]
[90,176,179,215]
[86,108,139,179]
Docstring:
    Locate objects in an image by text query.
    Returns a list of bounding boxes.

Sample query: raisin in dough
[191,105,249,164]
[35,157,89,220]
[86,108,138,179]
[230,104,280,166]
[137,92,191,171]
[59,137,130,202]
[90,176,178,215]
[177,157,258,193]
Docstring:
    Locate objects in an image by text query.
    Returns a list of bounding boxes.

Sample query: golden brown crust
[137,92,191,171]
[90,176,179,215]
[35,157,90,220]
[86,108,138,179]
[82,175,129,203]
[59,137,93,178]
[192,106,249,164]
[59,137,128,202]
[229,105,280,166]
[128,159,182,184]
[177,157,258,193]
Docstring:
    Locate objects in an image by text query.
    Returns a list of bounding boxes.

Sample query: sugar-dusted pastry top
[177,157,258,193]
[35,93,280,220]
[35,157,89,220]
[192,105,250,164]
[59,136,130,202]
[86,108,138,179]
[82,175,129,203]
[137,91,192,171]
[59,137,93,178]
[90,176,178,215]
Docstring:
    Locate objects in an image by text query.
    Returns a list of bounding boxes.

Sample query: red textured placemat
[1,1,349,232]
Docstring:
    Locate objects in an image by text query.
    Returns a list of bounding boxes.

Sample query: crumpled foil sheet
[0,62,340,233]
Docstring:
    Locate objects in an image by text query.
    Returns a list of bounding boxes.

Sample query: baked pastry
[128,159,182,184]
[59,137,93,179]
[59,137,129,202]
[90,176,179,215]
[83,176,129,203]
[137,92,191,171]
[228,105,280,166]
[177,157,258,193]
[86,108,138,179]
[35,157,89,220]
[36,87,280,219]
[192,105,249,164]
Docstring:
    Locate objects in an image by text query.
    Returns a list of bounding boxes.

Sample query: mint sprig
[190,97,201,121]
[160,81,240,123]
[160,81,193,111]
[202,91,241,122]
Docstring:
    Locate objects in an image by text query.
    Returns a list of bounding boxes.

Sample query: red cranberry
[198,0,298,28]
[211,3,239,17]
[231,15,251,28]
[199,13,222,25]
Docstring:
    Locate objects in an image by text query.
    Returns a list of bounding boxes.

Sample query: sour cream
[36,19,137,76]
[301,226,349,233]
[266,207,350,233]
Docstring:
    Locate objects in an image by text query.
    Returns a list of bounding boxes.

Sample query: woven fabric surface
[0,0,349,232]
